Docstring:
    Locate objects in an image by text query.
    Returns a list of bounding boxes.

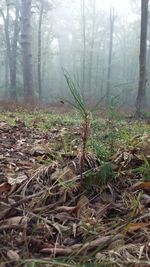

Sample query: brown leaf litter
[1,121,150,266]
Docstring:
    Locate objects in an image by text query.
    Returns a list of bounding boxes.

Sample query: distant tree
[80,0,86,97]
[37,0,44,102]
[106,7,116,104]
[136,0,149,117]
[0,0,19,101]
[36,0,52,102]
[0,0,146,105]
[11,0,19,101]
[87,0,96,95]
[20,0,34,101]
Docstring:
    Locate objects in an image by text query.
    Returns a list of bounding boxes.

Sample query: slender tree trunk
[0,1,19,101]
[106,7,115,105]
[10,1,19,101]
[20,0,34,102]
[5,53,9,95]
[42,32,52,83]
[147,20,150,69]
[136,0,149,117]
[81,0,86,97]
[38,1,44,102]
[4,3,12,98]
[95,42,101,97]
[95,39,105,98]
[87,0,96,95]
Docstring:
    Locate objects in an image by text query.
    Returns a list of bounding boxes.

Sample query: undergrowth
[1,106,150,266]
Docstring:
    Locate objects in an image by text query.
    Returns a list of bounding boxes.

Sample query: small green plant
[63,71,90,183]
[91,141,110,161]
[108,95,120,120]
[133,156,150,181]
[99,162,115,185]
[106,95,121,153]
[85,161,115,186]
[143,111,150,119]
[123,192,143,237]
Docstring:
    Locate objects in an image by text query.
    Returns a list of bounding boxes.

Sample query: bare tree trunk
[106,7,115,105]
[10,1,19,101]
[136,0,149,117]
[95,42,101,97]
[0,0,19,102]
[20,0,34,102]
[5,53,9,95]
[81,0,86,98]
[4,2,12,97]
[42,31,52,83]
[38,1,44,102]
[87,0,96,95]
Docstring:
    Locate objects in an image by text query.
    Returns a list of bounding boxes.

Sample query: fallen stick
[40,234,123,256]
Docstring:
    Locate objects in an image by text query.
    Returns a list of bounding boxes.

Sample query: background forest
[2,1,150,266]
[0,0,147,108]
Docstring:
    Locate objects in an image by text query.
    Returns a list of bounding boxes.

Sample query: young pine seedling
[62,72,90,184]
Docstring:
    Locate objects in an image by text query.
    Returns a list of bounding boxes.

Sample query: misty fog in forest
[2,2,150,264]
[0,0,149,112]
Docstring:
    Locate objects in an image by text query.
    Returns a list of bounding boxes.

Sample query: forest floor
[1,108,150,266]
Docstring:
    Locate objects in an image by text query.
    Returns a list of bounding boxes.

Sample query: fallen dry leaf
[0,182,11,193]
[131,181,150,190]
[127,222,150,233]
[7,174,28,185]
[77,195,91,219]
[7,250,20,261]
[0,216,28,227]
